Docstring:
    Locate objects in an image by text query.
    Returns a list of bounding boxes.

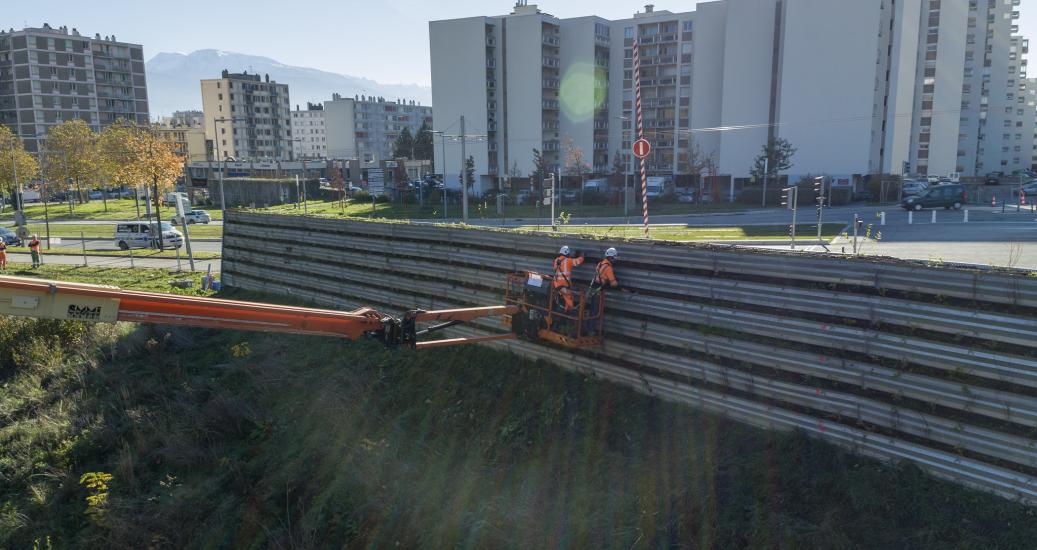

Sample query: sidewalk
[4,252,221,272]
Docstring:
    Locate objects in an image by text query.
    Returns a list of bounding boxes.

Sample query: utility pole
[761,155,769,208]
[460,115,468,223]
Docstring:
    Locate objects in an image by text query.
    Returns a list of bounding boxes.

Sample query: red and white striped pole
[633,38,649,239]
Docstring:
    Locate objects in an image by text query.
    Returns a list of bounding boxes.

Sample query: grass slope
[0,271,1033,548]
[520,223,846,241]
[0,199,219,222]
[256,199,754,221]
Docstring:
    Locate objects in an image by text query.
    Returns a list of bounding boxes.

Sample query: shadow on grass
[1,290,1034,548]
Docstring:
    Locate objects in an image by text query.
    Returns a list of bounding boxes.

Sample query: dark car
[0,227,23,247]
[900,184,967,211]
[985,172,1003,185]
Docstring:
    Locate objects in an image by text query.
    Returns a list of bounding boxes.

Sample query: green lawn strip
[0,199,220,222]
[0,263,217,293]
[15,222,223,239]
[5,246,220,259]
[254,199,757,220]
[518,223,846,241]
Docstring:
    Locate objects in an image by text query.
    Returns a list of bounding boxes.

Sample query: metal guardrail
[233,212,1037,309]
[224,252,1037,470]
[224,212,1037,504]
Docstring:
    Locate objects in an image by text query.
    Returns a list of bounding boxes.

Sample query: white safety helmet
[559,245,571,256]
[605,247,618,259]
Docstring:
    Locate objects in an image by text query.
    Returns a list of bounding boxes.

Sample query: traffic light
[787,224,794,238]
[781,187,789,208]
[780,186,796,210]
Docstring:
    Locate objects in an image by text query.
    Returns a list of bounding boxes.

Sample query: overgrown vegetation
[0,271,1034,548]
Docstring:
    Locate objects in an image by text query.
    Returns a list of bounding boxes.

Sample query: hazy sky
[6,1,1036,86]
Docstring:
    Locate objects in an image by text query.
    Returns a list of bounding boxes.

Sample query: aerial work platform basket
[503,271,604,349]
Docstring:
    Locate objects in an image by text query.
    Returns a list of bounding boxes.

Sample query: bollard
[879,211,886,226]
[963,209,969,223]
[908,210,913,225]
[80,231,88,267]
[931,210,936,224]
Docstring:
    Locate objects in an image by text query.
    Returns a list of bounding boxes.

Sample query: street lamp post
[431,130,448,220]
[212,116,244,217]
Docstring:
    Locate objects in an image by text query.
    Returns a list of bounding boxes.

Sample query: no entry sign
[632,138,651,159]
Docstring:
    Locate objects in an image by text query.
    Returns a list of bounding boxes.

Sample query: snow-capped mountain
[145,49,431,117]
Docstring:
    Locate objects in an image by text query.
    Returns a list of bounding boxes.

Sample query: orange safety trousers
[553,255,584,311]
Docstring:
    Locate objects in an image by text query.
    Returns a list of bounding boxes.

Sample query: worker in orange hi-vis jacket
[0,239,7,271]
[28,234,42,269]
[552,245,584,312]
[586,247,621,333]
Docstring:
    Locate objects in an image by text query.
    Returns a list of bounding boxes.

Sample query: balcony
[486,58,496,69]
[543,121,559,130]
[594,57,609,68]
[486,36,496,47]
[543,140,560,151]
[658,55,678,65]
[637,36,656,45]
[543,78,559,89]
[594,120,608,130]
[657,77,676,86]
[595,35,610,47]
[543,35,559,46]
[659,33,678,43]
[593,142,608,150]
[542,100,559,110]
[542,56,559,68]
[487,79,496,89]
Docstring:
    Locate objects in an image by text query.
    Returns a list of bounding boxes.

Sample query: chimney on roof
[265,73,270,82]
[645,4,654,13]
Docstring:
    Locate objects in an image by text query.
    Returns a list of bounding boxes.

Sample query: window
[682,21,692,32]
[624,27,634,39]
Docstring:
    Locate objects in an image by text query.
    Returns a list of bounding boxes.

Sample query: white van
[114,221,184,250]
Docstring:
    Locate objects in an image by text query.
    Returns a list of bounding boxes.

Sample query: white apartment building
[324,93,433,163]
[430,1,1035,193]
[201,70,292,161]
[290,103,326,159]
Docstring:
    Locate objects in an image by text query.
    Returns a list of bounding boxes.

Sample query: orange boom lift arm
[0,276,517,350]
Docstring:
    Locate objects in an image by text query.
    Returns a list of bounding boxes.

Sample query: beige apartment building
[201,70,291,161]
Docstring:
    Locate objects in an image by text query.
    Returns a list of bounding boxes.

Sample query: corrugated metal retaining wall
[222,211,1037,505]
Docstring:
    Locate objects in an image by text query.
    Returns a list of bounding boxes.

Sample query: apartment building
[290,103,327,159]
[159,109,204,128]
[154,123,209,163]
[0,24,149,152]
[431,1,1035,192]
[201,70,291,161]
[324,93,433,162]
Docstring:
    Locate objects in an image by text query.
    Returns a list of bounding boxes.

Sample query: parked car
[0,226,23,247]
[985,172,1004,185]
[900,184,967,211]
[88,190,104,200]
[676,189,696,203]
[1012,180,1037,197]
[559,189,578,202]
[114,221,184,250]
[852,189,875,202]
[515,189,534,205]
[902,181,928,196]
[171,209,212,225]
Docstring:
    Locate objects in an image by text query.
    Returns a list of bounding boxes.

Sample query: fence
[222,211,1037,504]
